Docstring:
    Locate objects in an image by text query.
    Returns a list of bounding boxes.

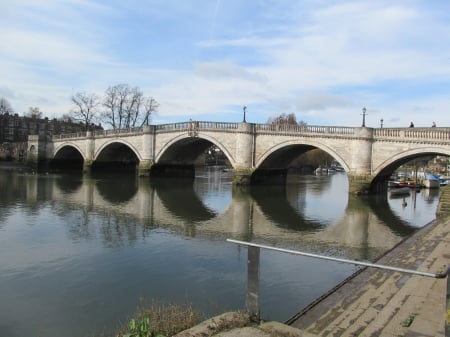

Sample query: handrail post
[446,273,450,336]
[246,245,260,322]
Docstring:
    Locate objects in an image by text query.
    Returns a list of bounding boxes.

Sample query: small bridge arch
[51,142,86,170]
[54,142,86,160]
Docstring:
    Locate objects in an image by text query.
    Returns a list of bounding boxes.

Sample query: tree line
[0,83,160,130]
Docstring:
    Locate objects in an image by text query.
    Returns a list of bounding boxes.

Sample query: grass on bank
[115,300,204,337]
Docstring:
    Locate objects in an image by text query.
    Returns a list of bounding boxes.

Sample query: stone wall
[0,141,27,161]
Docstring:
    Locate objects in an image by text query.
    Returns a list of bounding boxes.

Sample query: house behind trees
[0,112,102,143]
[0,112,103,161]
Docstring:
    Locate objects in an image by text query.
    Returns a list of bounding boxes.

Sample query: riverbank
[177,186,450,336]
[0,160,30,171]
[289,206,449,336]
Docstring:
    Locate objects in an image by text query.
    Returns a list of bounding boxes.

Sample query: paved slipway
[176,186,450,337]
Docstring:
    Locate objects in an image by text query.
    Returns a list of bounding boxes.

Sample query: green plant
[123,317,165,337]
[400,313,417,327]
[117,300,202,337]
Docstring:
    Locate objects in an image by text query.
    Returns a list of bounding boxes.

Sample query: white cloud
[1,0,449,127]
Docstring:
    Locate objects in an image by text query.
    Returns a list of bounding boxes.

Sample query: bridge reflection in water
[0,168,440,337]
[39,170,423,260]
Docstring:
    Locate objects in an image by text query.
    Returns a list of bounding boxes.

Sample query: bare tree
[102,84,128,130]
[267,113,300,125]
[142,97,159,126]
[0,97,14,115]
[71,92,100,127]
[25,107,43,118]
[101,84,159,129]
[267,113,308,126]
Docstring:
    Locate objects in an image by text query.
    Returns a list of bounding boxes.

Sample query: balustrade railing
[94,127,143,137]
[374,127,450,141]
[254,123,355,135]
[155,121,238,131]
[49,122,450,142]
[52,132,85,140]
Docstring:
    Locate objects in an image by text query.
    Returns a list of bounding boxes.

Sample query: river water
[0,167,440,337]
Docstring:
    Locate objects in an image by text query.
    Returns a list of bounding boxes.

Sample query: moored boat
[424,174,440,189]
[389,187,411,197]
[423,179,440,189]
[387,181,400,188]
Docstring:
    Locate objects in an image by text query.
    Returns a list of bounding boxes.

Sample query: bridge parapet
[94,127,143,137]
[52,132,87,140]
[155,121,239,131]
[255,123,356,135]
[374,127,450,142]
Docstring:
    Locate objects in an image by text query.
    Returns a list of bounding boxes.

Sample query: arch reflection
[28,170,437,260]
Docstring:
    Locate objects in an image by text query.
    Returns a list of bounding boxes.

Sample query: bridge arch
[94,139,142,161]
[373,146,450,176]
[255,140,350,172]
[155,134,236,167]
[54,142,86,160]
[92,140,142,172]
[368,146,450,192]
[50,143,86,170]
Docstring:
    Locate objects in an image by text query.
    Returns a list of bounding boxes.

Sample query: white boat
[439,176,449,186]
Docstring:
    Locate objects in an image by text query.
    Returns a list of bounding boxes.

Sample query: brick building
[0,113,102,143]
[0,113,102,160]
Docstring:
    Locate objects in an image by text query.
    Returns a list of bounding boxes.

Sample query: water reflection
[0,170,428,260]
[152,178,217,221]
[0,169,440,337]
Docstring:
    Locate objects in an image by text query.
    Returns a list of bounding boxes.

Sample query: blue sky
[1,0,450,127]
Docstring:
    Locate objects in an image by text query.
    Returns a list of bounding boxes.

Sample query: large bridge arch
[255,139,351,172]
[155,134,236,167]
[373,146,450,176]
[369,146,450,192]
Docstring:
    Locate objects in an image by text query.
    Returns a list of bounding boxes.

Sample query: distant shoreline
[0,160,29,171]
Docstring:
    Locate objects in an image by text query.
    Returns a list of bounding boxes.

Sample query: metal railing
[227,238,450,334]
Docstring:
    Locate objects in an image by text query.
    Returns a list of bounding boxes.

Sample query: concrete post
[233,123,254,185]
[138,125,155,176]
[446,273,449,336]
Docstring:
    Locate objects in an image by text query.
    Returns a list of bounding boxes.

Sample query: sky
[1,0,450,128]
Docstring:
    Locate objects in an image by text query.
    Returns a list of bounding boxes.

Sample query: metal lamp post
[361,107,367,127]
[243,106,247,123]
[380,118,384,128]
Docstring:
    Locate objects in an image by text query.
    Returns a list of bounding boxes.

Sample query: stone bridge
[27,121,450,194]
